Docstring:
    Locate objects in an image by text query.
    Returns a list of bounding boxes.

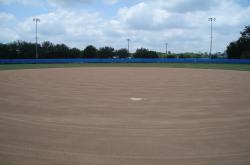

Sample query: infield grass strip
[0,63,250,71]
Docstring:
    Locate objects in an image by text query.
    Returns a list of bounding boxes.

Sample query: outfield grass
[0,63,250,71]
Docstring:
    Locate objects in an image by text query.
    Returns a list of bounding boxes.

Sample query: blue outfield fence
[0,58,250,64]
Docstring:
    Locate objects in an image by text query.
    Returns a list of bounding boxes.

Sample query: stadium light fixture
[33,18,40,59]
[208,17,216,58]
[165,43,168,55]
[127,39,131,53]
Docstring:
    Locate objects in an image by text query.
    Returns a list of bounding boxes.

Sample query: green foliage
[134,48,147,58]
[178,54,193,58]
[241,26,250,38]
[192,54,202,58]
[53,44,70,58]
[40,41,54,58]
[98,46,115,58]
[227,42,239,59]
[227,26,250,59]
[175,53,202,59]
[83,45,98,58]
[69,48,81,58]
[211,55,218,59]
[115,48,129,58]
[0,41,82,59]
[156,52,166,58]
[240,51,250,59]
[166,55,176,58]
[0,43,10,58]
[1,41,37,59]
[134,48,158,58]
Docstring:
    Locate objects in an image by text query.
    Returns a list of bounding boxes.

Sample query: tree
[83,45,98,58]
[166,54,176,58]
[6,42,18,58]
[134,48,158,58]
[227,26,250,59]
[40,41,54,58]
[0,41,84,59]
[115,48,129,58]
[0,43,11,58]
[227,42,239,59]
[98,46,115,58]
[9,41,37,59]
[241,26,250,38]
[148,51,158,58]
[54,44,70,58]
[69,48,81,58]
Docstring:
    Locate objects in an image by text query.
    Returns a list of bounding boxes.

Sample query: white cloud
[0,27,19,42]
[0,12,18,42]
[0,12,15,24]
[17,9,105,48]
[114,0,250,52]
[118,3,171,30]
[153,0,217,13]
[1,0,250,53]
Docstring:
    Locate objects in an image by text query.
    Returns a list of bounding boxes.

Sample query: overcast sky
[0,0,249,53]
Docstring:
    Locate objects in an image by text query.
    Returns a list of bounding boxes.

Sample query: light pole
[165,43,168,55]
[33,18,40,59]
[127,39,131,53]
[208,17,216,58]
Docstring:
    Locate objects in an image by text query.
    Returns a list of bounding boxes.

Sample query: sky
[0,0,250,53]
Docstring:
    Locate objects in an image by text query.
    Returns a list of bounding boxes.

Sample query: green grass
[0,63,250,71]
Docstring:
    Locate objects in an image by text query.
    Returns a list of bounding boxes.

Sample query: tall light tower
[208,17,216,58]
[127,39,131,53]
[33,18,40,59]
[165,43,168,55]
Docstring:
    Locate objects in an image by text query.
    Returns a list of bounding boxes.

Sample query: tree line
[0,41,159,59]
[0,26,249,59]
[0,41,220,59]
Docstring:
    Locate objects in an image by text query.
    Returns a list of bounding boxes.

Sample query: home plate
[129,98,143,101]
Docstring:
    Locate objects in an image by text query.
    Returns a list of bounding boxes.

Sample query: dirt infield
[1,67,250,165]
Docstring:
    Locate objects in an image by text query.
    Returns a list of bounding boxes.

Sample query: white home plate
[129,98,143,101]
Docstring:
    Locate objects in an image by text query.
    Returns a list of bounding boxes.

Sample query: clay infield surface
[1,67,250,165]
